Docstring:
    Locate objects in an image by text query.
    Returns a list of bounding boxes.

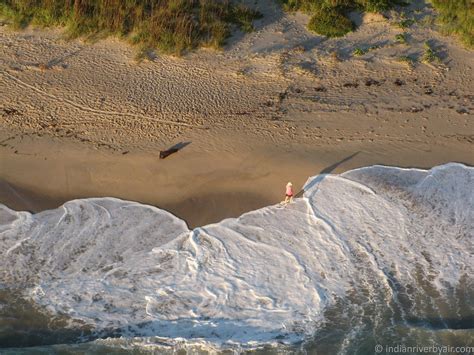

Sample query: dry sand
[1,0,473,227]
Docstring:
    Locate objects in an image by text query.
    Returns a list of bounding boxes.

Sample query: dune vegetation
[280,0,403,37]
[0,0,472,51]
[280,0,473,47]
[431,0,473,47]
[0,0,261,55]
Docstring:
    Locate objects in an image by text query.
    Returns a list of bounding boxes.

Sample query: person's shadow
[295,151,360,198]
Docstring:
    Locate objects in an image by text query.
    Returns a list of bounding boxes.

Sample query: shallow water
[1,283,473,354]
[0,163,473,353]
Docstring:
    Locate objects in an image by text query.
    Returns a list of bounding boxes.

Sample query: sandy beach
[1,0,473,227]
[0,1,474,352]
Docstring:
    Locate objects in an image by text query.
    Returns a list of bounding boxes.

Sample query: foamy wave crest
[0,163,472,349]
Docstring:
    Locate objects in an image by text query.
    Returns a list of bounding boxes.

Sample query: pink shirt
[286,185,293,196]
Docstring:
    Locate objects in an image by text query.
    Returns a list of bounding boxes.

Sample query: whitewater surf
[0,163,472,353]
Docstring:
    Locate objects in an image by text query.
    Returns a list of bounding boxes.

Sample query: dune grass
[280,0,404,37]
[431,0,473,47]
[398,54,416,67]
[353,47,367,55]
[1,0,471,52]
[0,0,261,55]
[395,32,408,44]
[396,18,414,28]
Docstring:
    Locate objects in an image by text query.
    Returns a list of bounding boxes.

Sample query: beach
[1,0,473,227]
[1,0,474,352]
[1,128,473,228]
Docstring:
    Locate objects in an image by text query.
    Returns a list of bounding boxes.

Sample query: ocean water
[0,163,472,354]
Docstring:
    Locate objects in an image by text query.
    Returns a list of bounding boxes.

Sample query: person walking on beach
[284,182,294,204]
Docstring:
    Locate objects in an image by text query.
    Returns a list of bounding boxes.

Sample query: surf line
[2,70,206,129]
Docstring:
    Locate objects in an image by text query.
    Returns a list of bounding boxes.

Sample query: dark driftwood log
[159,141,191,159]
[159,148,179,159]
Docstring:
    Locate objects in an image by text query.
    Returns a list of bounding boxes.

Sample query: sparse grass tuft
[231,3,262,33]
[422,41,441,63]
[353,47,367,56]
[353,44,382,55]
[397,18,415,28]
[398,55,416,67]
[0,0,261,55]
[330,50,342,62]
[419,14,436,28]
[359,0,398,12]
[395,32,408,44]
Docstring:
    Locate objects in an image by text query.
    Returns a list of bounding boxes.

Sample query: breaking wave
[0,163,472,352]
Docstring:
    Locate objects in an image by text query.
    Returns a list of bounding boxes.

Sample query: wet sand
[1,130,472,227]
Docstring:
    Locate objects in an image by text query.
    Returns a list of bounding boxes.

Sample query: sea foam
[0,163,472,349]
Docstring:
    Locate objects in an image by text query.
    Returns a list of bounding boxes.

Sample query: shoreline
[2,130,473,228]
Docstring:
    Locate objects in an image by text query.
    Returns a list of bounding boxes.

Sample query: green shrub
[281,0,400,38]
[308,9,354,37]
